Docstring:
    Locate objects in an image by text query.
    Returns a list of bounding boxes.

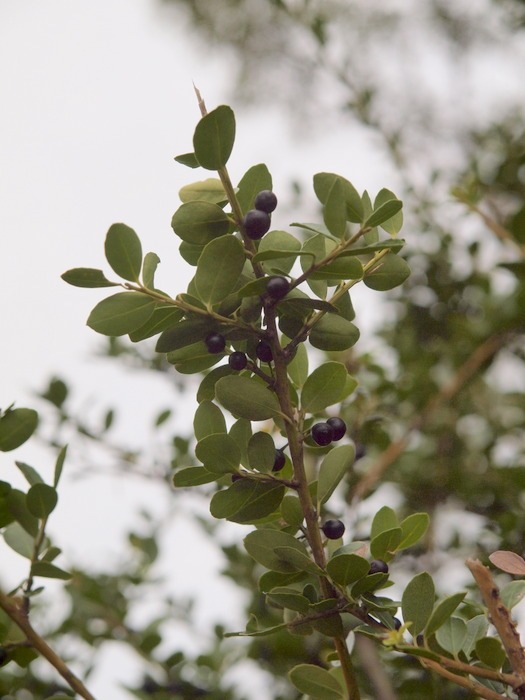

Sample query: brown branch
[467,558,525,696]
[420,656,507,700]
[0,590,97,700]
[352,332,510,501]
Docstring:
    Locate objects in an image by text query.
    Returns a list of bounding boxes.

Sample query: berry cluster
[311,417,347,446]
[243,190,277,240]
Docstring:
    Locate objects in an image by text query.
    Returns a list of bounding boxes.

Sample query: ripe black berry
[229,351,248,370]
[322,519,345,539]
[254,190,278,214]
[369,559,389,575]
[326,417,347,441]
[272,449,286,472]
[243,209,271,240]
[311,422,334,446]
[266,276,290,300]
[256,340,273,363]
[205,332,226,354]
[354,443,366,461]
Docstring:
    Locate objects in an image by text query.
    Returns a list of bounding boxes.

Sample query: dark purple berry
[254,190,278,213]
[393,618,402,630]
[311,422,334,446]
[369,559,389,575]
[243,209,271,240]
[266,276,290,300]
[256,340,273,363]
[272,449,286,472]
[205,332,226,354]
[229,351,248,370]
[327,417,347,441]
[322,519,345,539]
[354,443,366,461]
[231,473,244,482]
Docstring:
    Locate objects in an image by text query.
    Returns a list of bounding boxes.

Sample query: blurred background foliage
[1,1,525,698]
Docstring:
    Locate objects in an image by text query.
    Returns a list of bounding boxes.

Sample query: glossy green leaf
[210,480,285,523]
[435,616,467,657]
[196,433,240,474]
[364,199,403,229]
[31,561,72,580]
[317,444,355,506]
[15,462,44,486]
[0,408,38,452]
[53,445,67,489]
[463,615,489,657]
[280,495,303,527]
[323,177,347,237]
[195,235,246,305]
[313,172,364,223]
[236,163,272,214]
[364,253,410,291]
[142,252,160,289]
[339,239,405,256]
[309,315,360,351]
[267,588,310,613]
[371,506,398,539]
[179,240,204,265]
[104,223,142,282]
[172,467,218,487]
[179,178,226,204]
[287,341,309,388]
[156,317,212,353]
[216,376,282,421]
[26,484,58,519]
[197,365,234,402]
[167,341,223,374]
[61,268,118,288]
[171,201,230,244]
[244,529,310,573]
[273,546,323,575]
[247,432,275,473]
[425,592,467,637]
[402,572,435,636]
[301,362,347,412]
[327,553,370,586]
[309,256,363,281]
[398,512,430,550]
[193,105,235,170]
[193,401,227,441]
[87,292,156,336]
[501,580,525,609]
[370,527,402,561]
[6,489,38,536]
[129,306,183,342]
[374,188,404,234]
[258,570,305,593]
[174,152,200,168]
[289,663,344,700]
[309,600,344,637]
[4,522,35,559]
[255,229,301,275]
[475,637,506,669]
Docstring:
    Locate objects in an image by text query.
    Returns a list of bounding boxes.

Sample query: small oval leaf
[104,223,143,282]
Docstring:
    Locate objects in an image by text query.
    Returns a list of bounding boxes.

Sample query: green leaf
[258,569,305,593]
[308,256,363,281]
[194,235,246,305]
[142,252,161,289]
[402,572,435,636]
[398,512,430,550]
[31,561,71,580]
[179,178,226,204]
[364,199,403,229]
[374,188,404,234]
[309,315,360,351]
[364,253,410,291]
[267,588,310,613]
[463,615,489,657]
[309,600,344,637]
[193,105,236,170]
[104,223,142,282]
[167,341,223,374]
[171,201,230,244]
[172,467,217,487]
[197,365,234,402]
[174,152,200,168]
[193,401,227,441]
[327,553,370,586]
[156,318,212,353]
[0,408,38,452]
[313,172,364,223]
[15,462,44,486]
[280,495,304,528]
[236,163,272,214]
[273,546,324,575]
[247,432,275,473]
[475,637,506,669]
[4,522,35,559]
[244,529,310,573]
[6,489,39,536]
[253,231,302,276]
[210,480,285,523]
[435,616,467,657]
[323,177,347,237]
[195,433,241,474]
[216,376,282,421]
[26,484,58,518]
[301,362,347,412]
[287,341,309,388]
[224,621,289,638]
[317,444,355,506]
[425,592,467,637]
[53,445,67,488]
[501,580,525,609]
[370,528,402,561]
[289,663,344,700]
[87,292,156,336]
[129,306,183,342]
[371,506,398,539]
[61,268,118,288]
